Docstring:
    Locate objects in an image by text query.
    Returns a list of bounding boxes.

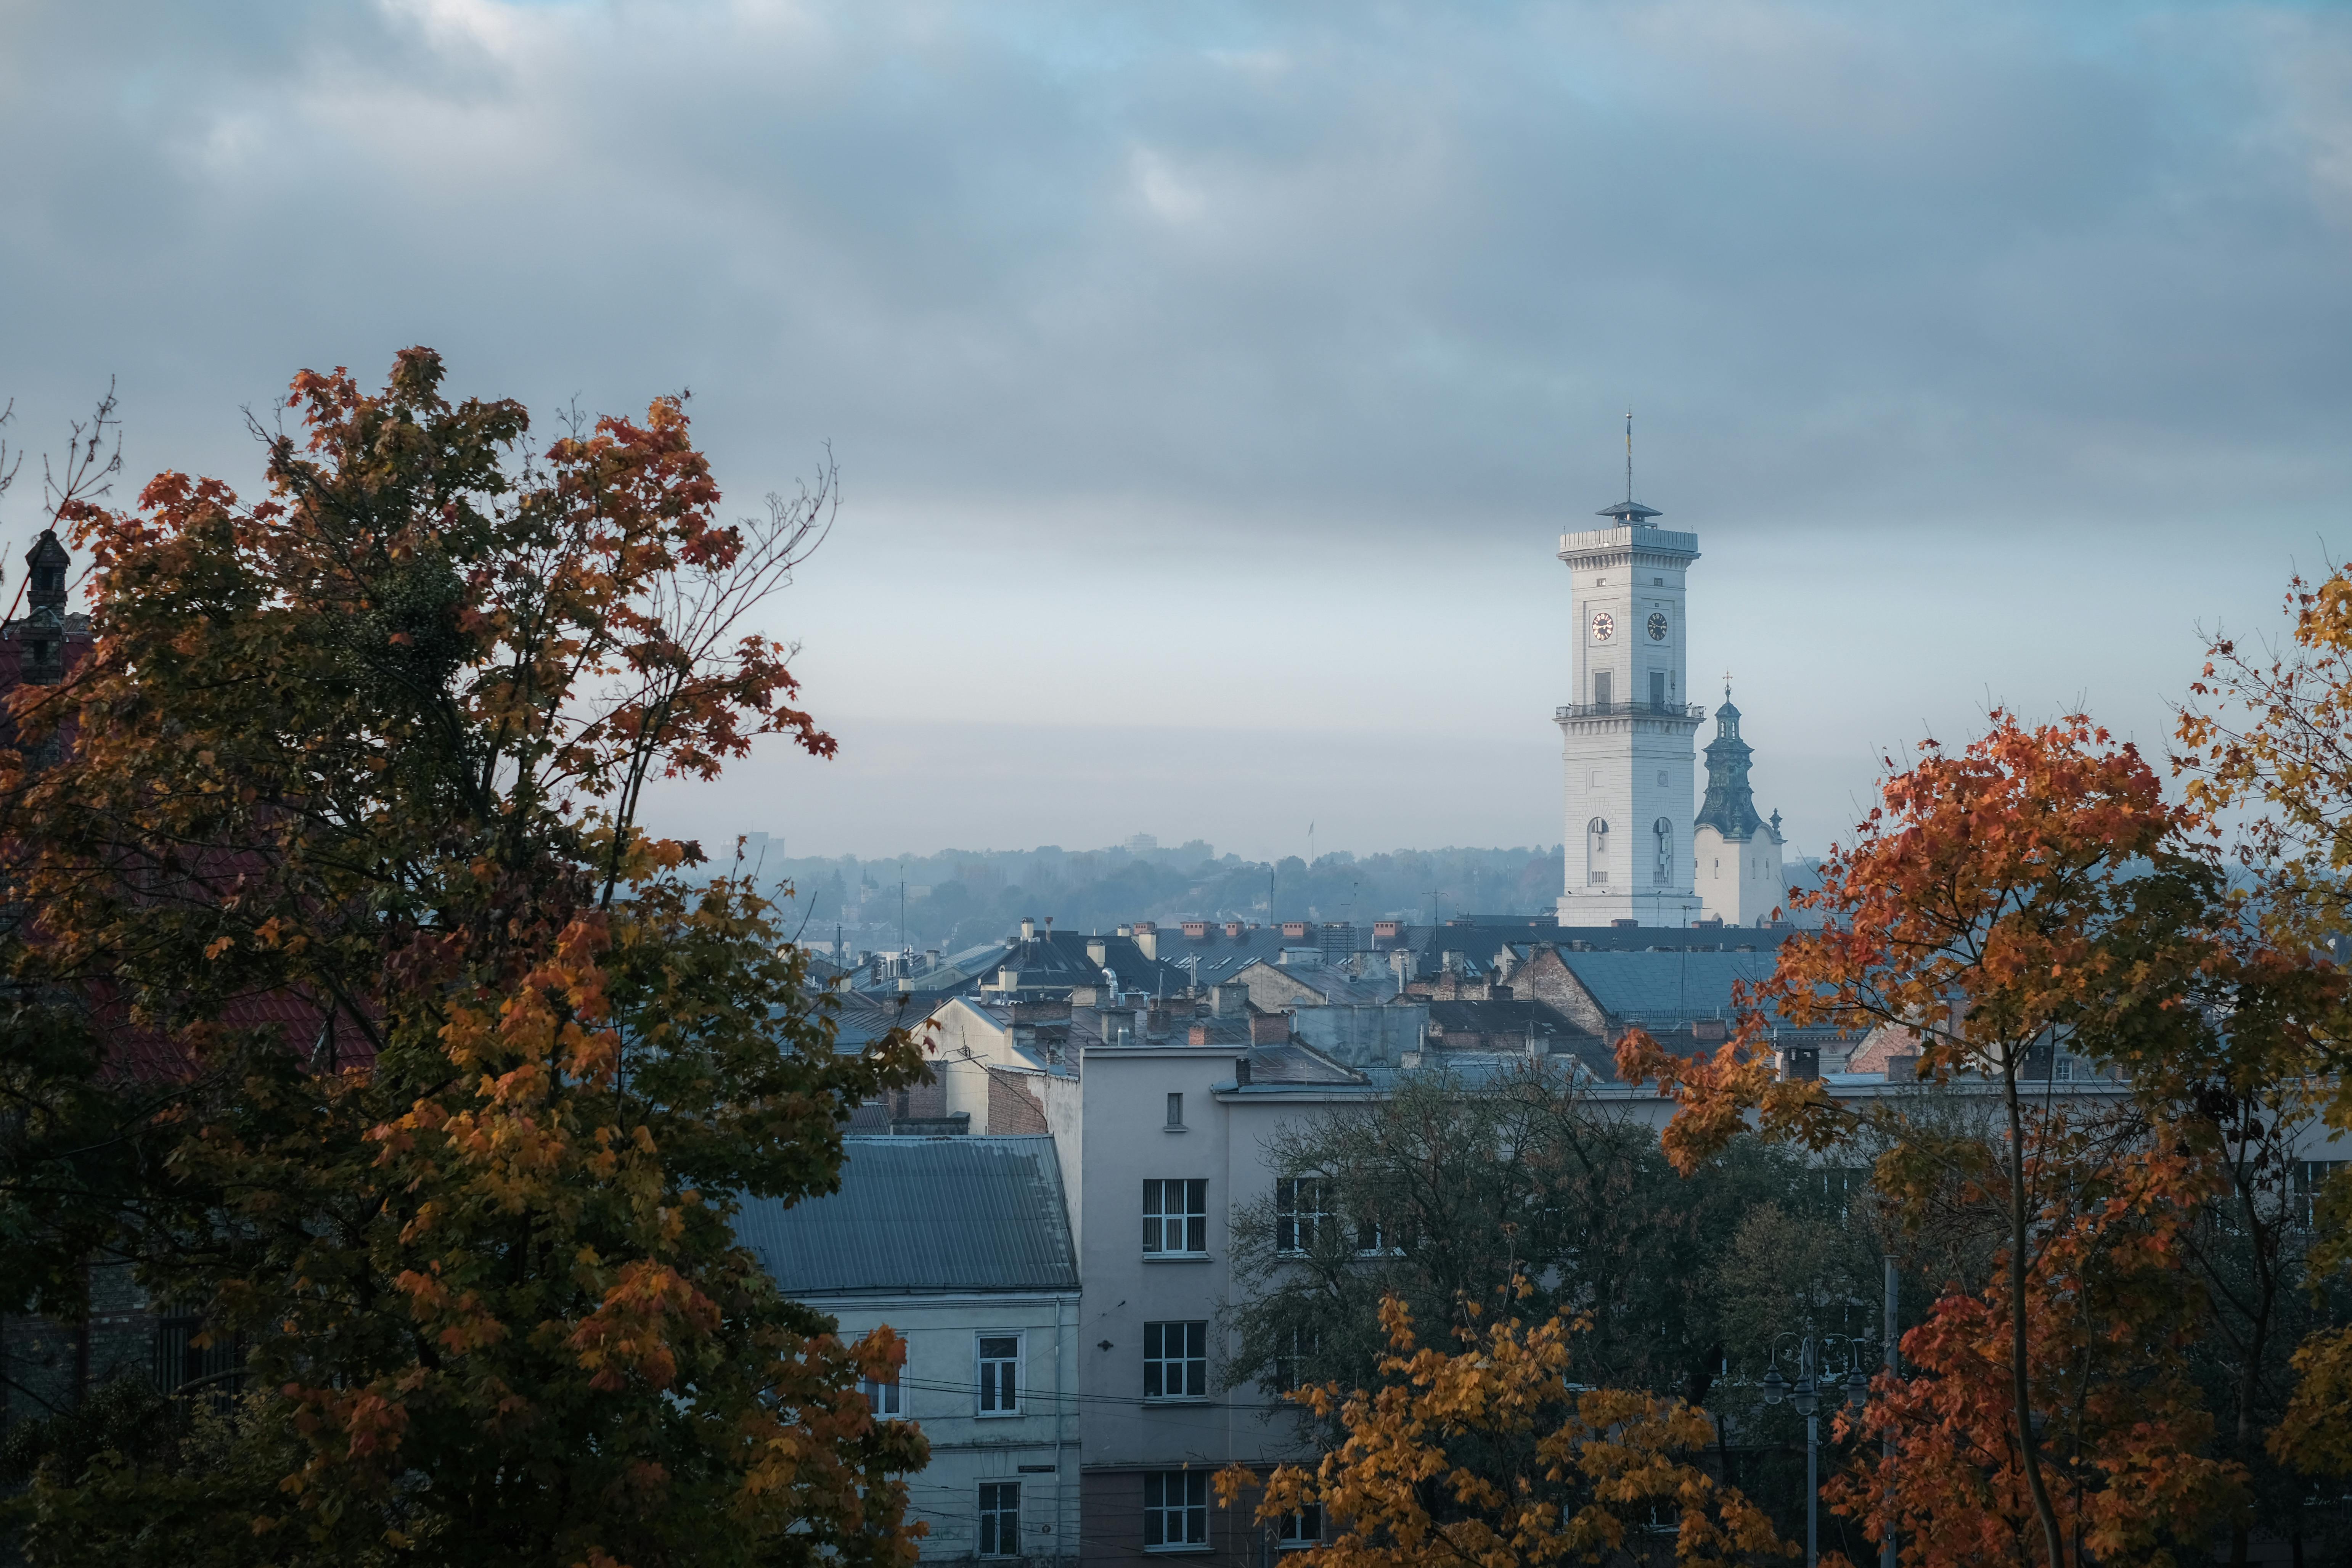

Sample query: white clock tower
[1555,427,1703,927]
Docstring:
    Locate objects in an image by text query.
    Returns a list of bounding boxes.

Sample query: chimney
[1189,1023,1209,1046]
[1235,1056,1253,1086]
[1210,984,1246,1018]
[1020,916,1037,941]
[1087,938,1109,968]
[1133,922,1159,961]
[1223,921,1245,937]
[1249,1010,1289,1046]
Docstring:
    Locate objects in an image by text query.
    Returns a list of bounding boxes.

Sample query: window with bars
[1806,1167,1870,1218]
[979,1482,1021,1557]
[1144,1321,1210,1401]
[154,1314,243,1412]
[1144,1469,1210,1550]
[977,1335,1021,1415]
[1274,1178,1333,1254]
[858,1372,903,1418]
[1279,1505,1324,1549]
[1144,1179,1208,1255]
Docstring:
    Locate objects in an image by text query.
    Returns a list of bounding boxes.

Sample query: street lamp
[1758,1334,1872,1568]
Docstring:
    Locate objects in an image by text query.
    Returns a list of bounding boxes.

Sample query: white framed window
[2296,1161,2347,1228]
[1279,1505,1324,1549]
[1144,1469,1210,1550]
[977,1334,1021,1415]
[858,1369,902,1418]
[979,1481,1021,1557]
[1144,1178,1208,1255]
[1274,1178,1332,1254]
[1271,1325,1320,1396]
[1144,1321,1210,1401]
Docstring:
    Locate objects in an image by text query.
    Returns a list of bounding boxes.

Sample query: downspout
[1057,1290,1073,1565]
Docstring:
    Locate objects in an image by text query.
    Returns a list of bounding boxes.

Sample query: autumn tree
[1623,712,2243,1566]
[0,352,927,1566]
[1218,1288,1788,1568]
[2177,563,2352,1481]
[1223,1065,1854,1431]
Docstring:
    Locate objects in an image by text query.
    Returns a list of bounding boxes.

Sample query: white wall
[827,1290,1083,1566]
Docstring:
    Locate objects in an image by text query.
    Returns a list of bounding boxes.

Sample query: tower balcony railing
[1556,699,1706,722]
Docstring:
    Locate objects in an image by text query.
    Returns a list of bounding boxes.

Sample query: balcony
[1555,700,1705,722]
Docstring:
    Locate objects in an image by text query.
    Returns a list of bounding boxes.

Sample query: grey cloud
[2,0,2346,856]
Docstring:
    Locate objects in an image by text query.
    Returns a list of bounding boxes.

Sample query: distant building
[1693,691,1788,927]
[1549,440,1788,926]
[735,1137,1081,1568]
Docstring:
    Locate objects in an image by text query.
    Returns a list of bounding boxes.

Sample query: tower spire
[1595,412,1661,525]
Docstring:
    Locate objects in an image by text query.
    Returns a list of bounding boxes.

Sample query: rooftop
[733,1135,1077,1296]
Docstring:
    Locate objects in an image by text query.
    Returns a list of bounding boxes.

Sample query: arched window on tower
[1653,819,1674,885]
[1586,818,1610,886]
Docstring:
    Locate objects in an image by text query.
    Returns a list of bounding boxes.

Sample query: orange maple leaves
[1220,1292,1787,1568]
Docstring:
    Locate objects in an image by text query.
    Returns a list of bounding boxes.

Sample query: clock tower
[1554,437,1702,926]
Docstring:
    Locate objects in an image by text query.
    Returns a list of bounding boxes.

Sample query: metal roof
[733,1135,1077,1296]
[1552,949,1782,1025]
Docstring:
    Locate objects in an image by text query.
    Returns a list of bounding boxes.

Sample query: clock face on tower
[1590,610,1615,642]
[1647,611,1669,641]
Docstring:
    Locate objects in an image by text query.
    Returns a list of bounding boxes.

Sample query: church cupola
[1694,688,1765,841]
[18,529,70,686]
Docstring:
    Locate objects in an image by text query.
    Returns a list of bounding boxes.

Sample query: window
[1166,1092,1184,1129]
[1649,670,1667,712]
[1275,1178,1332,1254]
[1271,1325,1320,1395]
[1807,1168,1870,1218]
[979,1482,1021,1557]
[1652,818,1674,885]
[1586,818,1610,886]
[154,1314,243,1413]
[1144,1178,1208,1255]
[978,1335,1021,1415]
[1656,770,1669,787]
[1355,1213,1394,1254]
[1144,1469,1210,1549]
[859,1370,902,1417]
[2296,1162,2347,1228]
[1594,670,1612,709]
[1279,1506,1324,1549]
[1145,1321,1210,1400]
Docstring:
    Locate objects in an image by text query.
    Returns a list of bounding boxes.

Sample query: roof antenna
[1625,408,1634,505]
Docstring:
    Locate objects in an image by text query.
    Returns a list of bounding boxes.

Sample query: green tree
[0,351,927,1566]
[1223,1065,1832,1427]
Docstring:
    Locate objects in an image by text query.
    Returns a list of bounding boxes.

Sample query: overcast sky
[5,0,2349,864]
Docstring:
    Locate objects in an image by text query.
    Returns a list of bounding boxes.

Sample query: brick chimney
[1248,1010,1289,1046]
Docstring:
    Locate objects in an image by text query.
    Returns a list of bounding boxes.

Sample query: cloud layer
[4,0,2347,858]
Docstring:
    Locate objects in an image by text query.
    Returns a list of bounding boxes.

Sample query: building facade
[736,1136,1084,1568]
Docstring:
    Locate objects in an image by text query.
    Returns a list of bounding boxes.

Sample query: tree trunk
[2003,1062,2068,1567]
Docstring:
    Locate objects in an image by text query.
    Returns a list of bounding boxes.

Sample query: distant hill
[692,836,1570,957]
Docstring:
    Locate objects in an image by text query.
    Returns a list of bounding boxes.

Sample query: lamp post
[1759,1333,1872,1568]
